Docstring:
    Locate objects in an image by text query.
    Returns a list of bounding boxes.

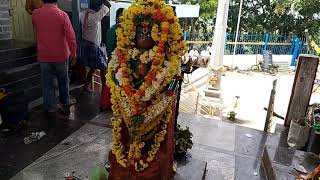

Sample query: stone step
[0,40,36,62]
[182,68,209,89]
[0,63,40,86]
[197,96,222,118]
[274,62,290,72]
[0,40,41,107]
[204,89,221,98]
[183,79,207,93]
[0,55,37,73]
[183,72,209,93]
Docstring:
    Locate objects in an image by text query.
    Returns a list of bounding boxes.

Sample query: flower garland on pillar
[107,0,187,171]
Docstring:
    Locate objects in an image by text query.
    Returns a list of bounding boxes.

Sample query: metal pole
[231,0,243,69]
[72,0,81,43]
[175,75,184,132]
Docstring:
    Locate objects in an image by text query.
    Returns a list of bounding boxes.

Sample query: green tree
[227,0,320,39]
[293,0,320,40]
[199,0,218,20]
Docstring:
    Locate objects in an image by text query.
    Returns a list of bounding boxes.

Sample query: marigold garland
[107,0,187,171]
[111,107,173,171]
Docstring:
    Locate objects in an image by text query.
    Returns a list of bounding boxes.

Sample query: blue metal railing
[184,32,314,56]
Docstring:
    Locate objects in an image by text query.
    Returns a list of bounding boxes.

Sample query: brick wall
[0,0,11,40]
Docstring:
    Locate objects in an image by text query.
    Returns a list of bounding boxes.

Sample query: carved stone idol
[135,21,154,49]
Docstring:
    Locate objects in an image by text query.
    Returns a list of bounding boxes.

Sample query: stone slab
[189,145,235,180]
[235,126,278,158]
[235,155,267,180]
[204,89,221,98]
[178,112,235,152]
[11,125,112,180]
[88,111,113,127]
[262,146,320,180]
[174,156,207,180]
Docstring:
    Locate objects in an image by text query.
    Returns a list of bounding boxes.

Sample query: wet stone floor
[0,90,105,179]
[1,91,318,180]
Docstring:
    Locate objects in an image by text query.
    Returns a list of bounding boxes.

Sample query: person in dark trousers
[106,8,124,61]
[32,0,77,115]
[79,0,111,93]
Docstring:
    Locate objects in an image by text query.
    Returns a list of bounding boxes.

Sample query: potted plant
[174,124,193,159]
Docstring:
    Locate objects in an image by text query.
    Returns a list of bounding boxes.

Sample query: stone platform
[262,146,320,179]
[7,111,304,180]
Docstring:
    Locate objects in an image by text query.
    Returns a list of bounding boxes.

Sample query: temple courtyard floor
[180,69,320,132]
[1,69,320,179]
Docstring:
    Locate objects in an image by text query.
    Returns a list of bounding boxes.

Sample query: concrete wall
[0,0,11,40]
[58,0,72,12]
[222,55,292,69]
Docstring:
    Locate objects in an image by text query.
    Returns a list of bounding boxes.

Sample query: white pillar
[208,0,230,90]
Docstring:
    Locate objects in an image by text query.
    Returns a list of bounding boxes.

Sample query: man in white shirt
[80,0,111,46]
[78,0,111,92]
[206,42,213,55]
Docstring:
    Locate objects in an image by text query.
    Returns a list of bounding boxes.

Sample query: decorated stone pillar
[208,0,230,90]
[106,0,187,179]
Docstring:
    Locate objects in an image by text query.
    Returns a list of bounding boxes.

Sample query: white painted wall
[222,55,292,69]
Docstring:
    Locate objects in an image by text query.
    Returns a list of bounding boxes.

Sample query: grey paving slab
[234,155,267,180]
[89,111,113,127]
[235,125,284,158]
[178,112,236,152]
[31,124,109,165]
[175,156,207,180]
[10,111,293,180]
[189,144,235,180]
[11,125,112,180]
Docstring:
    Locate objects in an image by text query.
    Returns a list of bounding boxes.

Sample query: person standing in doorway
[106,8,123,61]
[32,0,77,115]
[99,8,123,111]
[79,0,111,93]
[26,0,43,15]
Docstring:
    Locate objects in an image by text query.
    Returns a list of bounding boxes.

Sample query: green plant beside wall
[228,96,240,121]
[228,111,237,121]
[174,124,193,158]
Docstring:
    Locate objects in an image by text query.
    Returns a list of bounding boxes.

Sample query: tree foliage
[199,0,218,20]
[227,0,320,39]
[174,0,320,41]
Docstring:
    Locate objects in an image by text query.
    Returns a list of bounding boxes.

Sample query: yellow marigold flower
[119,160,127,168]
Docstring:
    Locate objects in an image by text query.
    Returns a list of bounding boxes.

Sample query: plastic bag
[24,131,46,144]
[287,120,311,149]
